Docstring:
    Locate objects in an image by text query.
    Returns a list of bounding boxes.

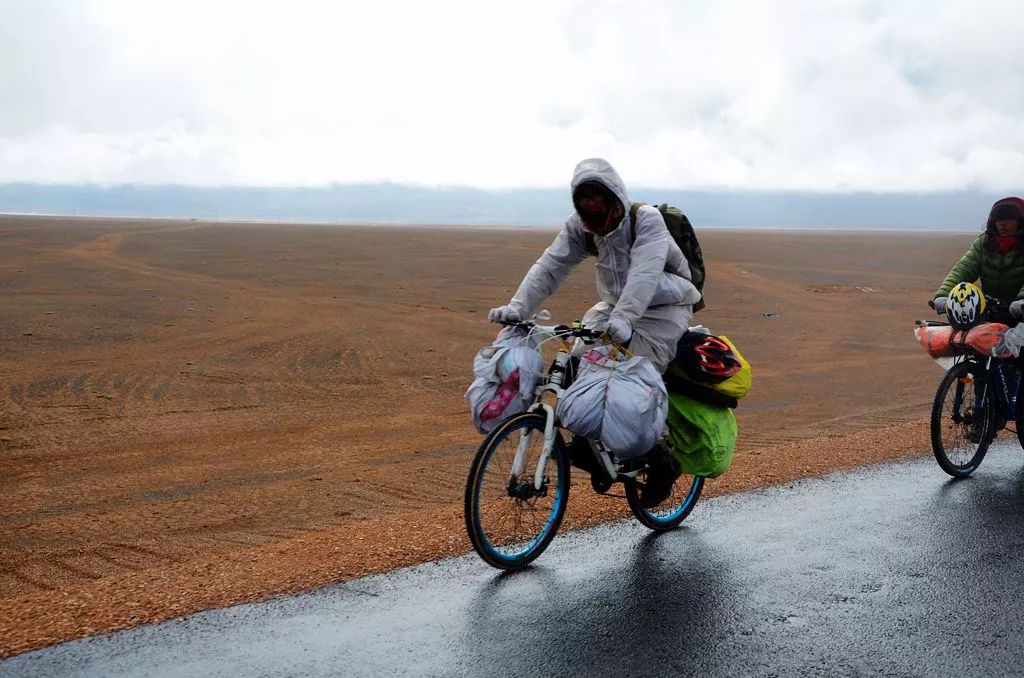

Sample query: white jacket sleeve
[509,221,589,317]
[608,209,670,327]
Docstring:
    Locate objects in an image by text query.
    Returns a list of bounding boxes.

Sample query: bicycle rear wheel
[625,464,704,531]
[464,412,570,569]
[931,360,995,477]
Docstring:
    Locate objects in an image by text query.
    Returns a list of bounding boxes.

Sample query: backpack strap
[628,202,645,245]
[628,202,644,227]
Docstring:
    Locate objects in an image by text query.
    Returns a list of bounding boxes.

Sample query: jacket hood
[570,158,630,216]
[989,197,1024,222]
[985,196,1024,249]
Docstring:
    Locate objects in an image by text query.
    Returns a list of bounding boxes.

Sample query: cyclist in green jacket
[933,197,1024,324]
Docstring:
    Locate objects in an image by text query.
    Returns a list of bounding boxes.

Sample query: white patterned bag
[556,346,668,459]
[465,328,545,434]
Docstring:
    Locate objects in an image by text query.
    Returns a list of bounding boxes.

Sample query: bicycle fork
[955,360,988,428]
[510,404,557,491]
[961,357,999,430]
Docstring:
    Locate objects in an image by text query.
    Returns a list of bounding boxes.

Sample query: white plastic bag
[556,346,667,459]
[996,324,1024,358]
[465,328,544,434]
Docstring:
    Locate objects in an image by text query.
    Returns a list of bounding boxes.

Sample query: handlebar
[986,297,1010,316]
[499,319,605,342]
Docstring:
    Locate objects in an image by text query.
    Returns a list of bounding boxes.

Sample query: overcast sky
[2,0,1023,192]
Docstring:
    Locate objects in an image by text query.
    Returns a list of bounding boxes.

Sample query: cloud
[1,0,1023,191]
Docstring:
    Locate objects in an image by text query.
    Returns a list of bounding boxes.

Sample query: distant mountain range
[0,183,1007,231]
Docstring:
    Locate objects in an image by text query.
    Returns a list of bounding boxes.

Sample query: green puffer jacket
[934,234,1024,303]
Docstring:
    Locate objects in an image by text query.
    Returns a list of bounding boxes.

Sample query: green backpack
[584,202,706,312]
[666,393,738,478]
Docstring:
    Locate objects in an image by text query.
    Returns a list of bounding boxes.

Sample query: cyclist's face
[574,183,616,234]
[575,185,608,213]
[995,219,1020,237]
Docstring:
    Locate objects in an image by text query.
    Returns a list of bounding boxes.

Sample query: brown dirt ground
[0,216,974,656]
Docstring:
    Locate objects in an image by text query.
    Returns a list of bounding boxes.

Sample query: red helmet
[679,334,742,383]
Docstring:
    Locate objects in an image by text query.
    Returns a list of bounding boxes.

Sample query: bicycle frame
[505,322,629,491]
[952,352,1023,432]
[976,354,1022,423]
[509,329,572,492]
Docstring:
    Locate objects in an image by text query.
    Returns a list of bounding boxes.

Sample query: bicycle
[922,297,1024,477]
[464,314,704,570]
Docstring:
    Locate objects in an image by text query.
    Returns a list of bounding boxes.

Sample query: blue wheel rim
[641,475,703,524]
[473,421,566,562]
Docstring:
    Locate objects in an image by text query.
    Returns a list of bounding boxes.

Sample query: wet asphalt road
[8,442,1024,677]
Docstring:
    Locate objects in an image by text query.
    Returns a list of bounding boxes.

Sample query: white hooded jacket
[508,158,701,329]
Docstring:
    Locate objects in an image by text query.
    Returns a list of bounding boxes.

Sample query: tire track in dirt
[4,224,336,429]
[3,541,195,600]
[62,224,328,358]
[1,220,351,598]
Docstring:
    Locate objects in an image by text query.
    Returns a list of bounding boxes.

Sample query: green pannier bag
[667,393,738,478]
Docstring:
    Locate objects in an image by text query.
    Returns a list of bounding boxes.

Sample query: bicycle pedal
[590,475,614,494]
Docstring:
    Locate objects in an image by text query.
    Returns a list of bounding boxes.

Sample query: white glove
[1010,300,1024,320]
[605,316,632,344]
[933,297,947,315]
[488,305,521,324]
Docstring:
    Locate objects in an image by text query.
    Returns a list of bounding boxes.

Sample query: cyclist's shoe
[640,445,682,509]
[967,421,986,444]
[568,436,598,476]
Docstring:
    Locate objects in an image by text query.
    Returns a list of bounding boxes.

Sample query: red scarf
[997,235,1018,253]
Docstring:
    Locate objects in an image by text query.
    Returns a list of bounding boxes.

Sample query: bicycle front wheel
[464,412,570,569]
[1015,370,1024,451]
[931,360,995,477]
[625,466,704,531]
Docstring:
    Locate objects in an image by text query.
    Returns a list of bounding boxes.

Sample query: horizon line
[0,182,1013,197]
[0,210,982,234]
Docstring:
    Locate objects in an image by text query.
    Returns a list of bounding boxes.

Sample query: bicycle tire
[1015,367,1024,451]
[625,467,704,531]
[464,412,570,569]
[931,360,995,477]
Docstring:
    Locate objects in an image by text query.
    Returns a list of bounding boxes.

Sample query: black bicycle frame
[968,355,1024,424]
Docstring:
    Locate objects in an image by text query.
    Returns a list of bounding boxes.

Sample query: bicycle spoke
[932,362,991,477]
[942,378,978,465]
[472,419,564,558]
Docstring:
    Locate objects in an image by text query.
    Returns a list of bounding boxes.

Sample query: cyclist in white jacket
[488,158,701,507]
[488,157,700,373]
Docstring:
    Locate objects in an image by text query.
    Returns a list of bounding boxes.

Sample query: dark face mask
[573,183,619,233]
[578,206,609,231]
